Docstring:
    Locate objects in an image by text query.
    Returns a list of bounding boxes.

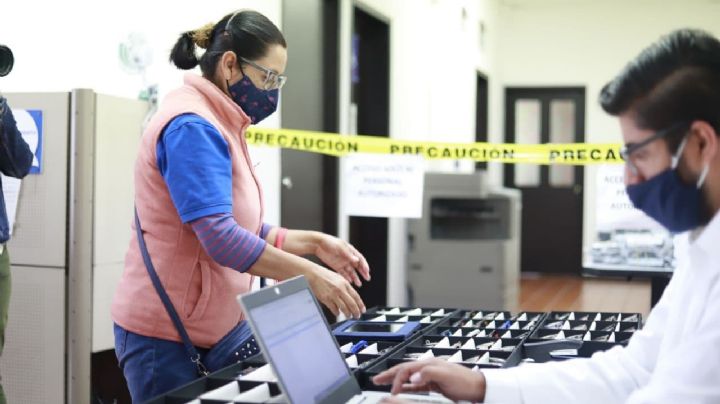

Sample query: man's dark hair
[599,29,720,150]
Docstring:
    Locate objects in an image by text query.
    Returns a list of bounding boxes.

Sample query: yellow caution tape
[245,127,624,165]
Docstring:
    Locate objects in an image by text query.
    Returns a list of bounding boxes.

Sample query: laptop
[238,276,453,404]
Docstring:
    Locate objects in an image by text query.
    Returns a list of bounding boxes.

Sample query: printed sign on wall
[12,109,43,174]
[1,109,42,235]
[585,165,674,270]
[343,154,424,218]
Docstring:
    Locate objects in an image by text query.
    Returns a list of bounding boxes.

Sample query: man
[374,28,720,403]
[0,94,33,404]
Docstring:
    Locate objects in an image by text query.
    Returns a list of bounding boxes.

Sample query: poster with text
[12,109,42,173]
[343,154,424,218]
[1,109,42,236]
[586,164,674,270]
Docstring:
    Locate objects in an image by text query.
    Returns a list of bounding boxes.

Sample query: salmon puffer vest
[112,74,264,347]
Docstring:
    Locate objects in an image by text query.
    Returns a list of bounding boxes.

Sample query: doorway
[504,88,585,274]
[475,73,489,172]
[280,0,339,236]
[348,6,391,308]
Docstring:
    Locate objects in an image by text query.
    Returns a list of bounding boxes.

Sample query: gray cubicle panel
[0,266,65,403]
[0,92,69,403]
[6,92,69,267]
[68,90,146,403]
[92,93,145,352]
[0,90,147,404]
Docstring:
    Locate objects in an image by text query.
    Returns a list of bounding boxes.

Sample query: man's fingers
[390,362,435,395]
[374,362,421,387]
[374,362,409,385]
[372,366,398,386]
[409,366,449,392]
[400,382,431,393]
[373,367,399,385]
[380,397,412,404]
[391,367,415,395]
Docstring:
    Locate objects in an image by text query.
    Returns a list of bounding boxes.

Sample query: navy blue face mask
[626,136,710,233]
[227,75,279,124]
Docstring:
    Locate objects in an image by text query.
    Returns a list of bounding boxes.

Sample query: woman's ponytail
[169,22,215,70]
[169,31,199,70]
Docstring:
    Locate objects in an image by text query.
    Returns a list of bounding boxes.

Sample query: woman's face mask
[227,75,279,124]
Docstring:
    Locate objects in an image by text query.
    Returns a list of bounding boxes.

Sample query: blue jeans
[114,323,208,403]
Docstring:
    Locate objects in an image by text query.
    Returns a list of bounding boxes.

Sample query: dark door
[504,88,585,274]
[475,73,489,172]
[280,0,339,323]
[280,0,338,235]
[349,7,390,308]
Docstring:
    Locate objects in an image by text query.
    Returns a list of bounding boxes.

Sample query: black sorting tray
[360,346,515,392]
[359,307,458,332]
[146,307,642,401]
[336,338,405,371]
[365,306,458,318]
[357,313,537,392]
[145,360,285,404]
[524,311,642,363]
[411,335,523,353]
[531,311,641,340]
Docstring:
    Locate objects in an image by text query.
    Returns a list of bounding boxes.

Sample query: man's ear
[692,120,718,167]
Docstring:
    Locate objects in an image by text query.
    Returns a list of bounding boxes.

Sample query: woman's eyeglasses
[240,57,287,90]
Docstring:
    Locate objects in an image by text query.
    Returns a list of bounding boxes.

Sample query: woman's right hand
[247,243,366,318]
[306,264,366,319]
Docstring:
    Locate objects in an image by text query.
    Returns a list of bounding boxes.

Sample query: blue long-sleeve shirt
[0,97,33,243]
[156,113,269,272]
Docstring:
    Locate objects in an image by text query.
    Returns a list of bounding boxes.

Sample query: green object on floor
[0,247,11,404]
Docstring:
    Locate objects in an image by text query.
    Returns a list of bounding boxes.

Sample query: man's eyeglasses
[620,121,689,175]
[240,57,287,90]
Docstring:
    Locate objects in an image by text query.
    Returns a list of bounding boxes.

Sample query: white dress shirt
[483,211,720,403]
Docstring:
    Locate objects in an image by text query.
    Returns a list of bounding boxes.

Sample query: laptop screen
[246,288,353,403]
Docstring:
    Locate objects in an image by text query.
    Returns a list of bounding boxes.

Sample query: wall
[341,0,720,303]
[1,0,495,316]
[5,0,714,311]
[0,0,282,225]
[495,0,720,257]
[348,0,501,305]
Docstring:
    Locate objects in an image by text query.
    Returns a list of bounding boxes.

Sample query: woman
[111,10,370,402]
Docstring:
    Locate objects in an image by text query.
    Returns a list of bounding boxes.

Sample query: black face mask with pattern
[227,75,279,124]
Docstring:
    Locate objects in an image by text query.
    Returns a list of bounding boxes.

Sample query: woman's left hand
[315,234,371,287]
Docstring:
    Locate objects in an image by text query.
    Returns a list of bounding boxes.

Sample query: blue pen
[349,340,368,354]
[500,320,512,330]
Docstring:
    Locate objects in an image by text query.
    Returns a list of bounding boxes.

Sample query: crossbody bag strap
[134,208,209,376]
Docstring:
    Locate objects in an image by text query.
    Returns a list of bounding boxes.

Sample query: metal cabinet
[407,173,521,311]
